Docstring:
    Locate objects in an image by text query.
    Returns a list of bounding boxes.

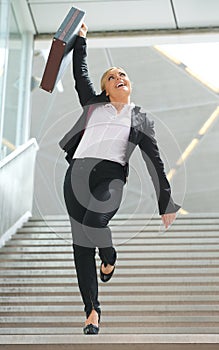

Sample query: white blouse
[73,103,133,166]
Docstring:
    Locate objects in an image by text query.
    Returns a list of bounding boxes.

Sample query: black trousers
[63,157,125,317]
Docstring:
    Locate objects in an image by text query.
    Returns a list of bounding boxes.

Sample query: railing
[0,138,16,160]
[0,138,39,246]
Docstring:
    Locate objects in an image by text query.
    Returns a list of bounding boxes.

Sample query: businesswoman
[59,23,180,334]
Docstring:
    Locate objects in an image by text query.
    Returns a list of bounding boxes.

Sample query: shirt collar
[104,102,135,115]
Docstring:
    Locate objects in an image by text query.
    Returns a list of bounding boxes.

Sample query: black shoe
[100,262,115,283]
[83,323,99,335]
[83,308,101,335]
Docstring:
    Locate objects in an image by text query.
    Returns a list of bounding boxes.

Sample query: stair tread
[2,246,219,254]
[17,225,219,233]
[1,285,219,292]
[1,304,219,312]
[1,259,219,267]
[1,252,219,260]
[1,267,219,276]
[1,275,219,284]
[1,328,219,336]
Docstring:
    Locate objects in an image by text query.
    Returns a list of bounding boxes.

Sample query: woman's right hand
[79,23,88,38]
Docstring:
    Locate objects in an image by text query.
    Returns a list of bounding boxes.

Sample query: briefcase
[40,6,85,93]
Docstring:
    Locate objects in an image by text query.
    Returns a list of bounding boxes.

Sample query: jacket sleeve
[73,36,97,106]
[139,117,180,215]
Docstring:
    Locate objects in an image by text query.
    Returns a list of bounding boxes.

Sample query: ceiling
[19,0,219,36]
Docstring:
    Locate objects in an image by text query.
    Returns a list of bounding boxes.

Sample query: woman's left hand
[161,212,176,229]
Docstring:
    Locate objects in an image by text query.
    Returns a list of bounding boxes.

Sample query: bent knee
[83,212,109,228]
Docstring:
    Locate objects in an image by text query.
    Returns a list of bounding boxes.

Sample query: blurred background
[1,0,219,219]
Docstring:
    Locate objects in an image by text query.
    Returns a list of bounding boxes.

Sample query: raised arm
[73,23,97,106]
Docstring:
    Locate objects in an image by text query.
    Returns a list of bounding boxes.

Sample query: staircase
[0,213,219,349]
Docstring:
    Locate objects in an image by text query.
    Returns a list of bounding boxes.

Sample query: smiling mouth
[116,82,125,88]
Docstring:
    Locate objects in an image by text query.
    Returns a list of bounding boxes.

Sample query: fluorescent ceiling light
[155,42,219,92]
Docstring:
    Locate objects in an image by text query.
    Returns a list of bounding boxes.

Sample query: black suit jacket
[59,36,180,215]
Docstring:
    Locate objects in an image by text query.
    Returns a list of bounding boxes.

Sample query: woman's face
[104,68,132,100]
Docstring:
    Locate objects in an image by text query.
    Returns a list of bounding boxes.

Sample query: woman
[59,23,180,335]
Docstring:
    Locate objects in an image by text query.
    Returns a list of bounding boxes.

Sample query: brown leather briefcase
[40,6,85,93]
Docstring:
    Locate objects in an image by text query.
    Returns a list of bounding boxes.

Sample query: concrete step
[0,270,219,282]
[13,231,219,238]
[1,252,219,260]
[22,219,219,227]
[6,238,219,245]
[1,326,219,335]
[1,284,219,294]
[1,259,219,267]
[1,304,219,313]
[2,245,219,253]
[1,267,219,276]
[1,334,219,350]
[16,224,219,233]
[1,294,219,303]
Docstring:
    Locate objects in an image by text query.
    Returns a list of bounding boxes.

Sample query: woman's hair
[100,66,126,91]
